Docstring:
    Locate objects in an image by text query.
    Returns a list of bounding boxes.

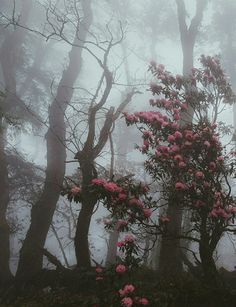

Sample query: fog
[1,0,236,305]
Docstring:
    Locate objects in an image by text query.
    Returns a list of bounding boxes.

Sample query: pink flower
[143,129,152,138]
[174,154,183,162]
[164,100,172,109]
[118,219,128,226]
[174,131,183,138]
[210,207,229,219]
[103,182,122,193]
[129,198,143,207]
[173,108,180,114]
[184,130,193,140]
[95,266,103,273]
[118,193,127,200]
[184,141,192,146]
[123,284,135,293]
[171,122,179,129]
[179,161,186,168]
[203,181,210,188]
[162,121,169,127]
[117,241,125,247]
[124,234,135,242]
[204,140,211,148]
[143,208,152,217]
[217,156,224,162]
[195,171,204,178]
[155,150,161,157]
[167,135,175,142]
[175,182,187,189]
[121,297,133,307]
[169,144,180,152]
[214,192,221,199]
[91,178,106,185]
[125,113,137,124]
[209,162,216,170]
[71,186,80,194]
[115,264,126,273]
[139,298,149,305]
[227,206,236,214]
[174,114,180,120]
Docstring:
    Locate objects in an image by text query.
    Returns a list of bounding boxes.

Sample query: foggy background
[1,0,236,279]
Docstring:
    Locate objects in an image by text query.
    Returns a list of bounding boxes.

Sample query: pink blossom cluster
[125,111,169,127]
[70,186,81,194]
[115,264,126,273]
[95,266,103,281]
[208,192,236,219]
[121,297,133,307]
[119,284,135,296]
[117,234,136,247]
[119,284,149,306]
[91,177,152,225]
[91,178,122,193]
[129,198,144,207]
[210,206,229,219]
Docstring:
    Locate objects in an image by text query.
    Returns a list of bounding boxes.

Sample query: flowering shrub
[65,176,152,234]
[124,55,236,286]
[63,175,153,305]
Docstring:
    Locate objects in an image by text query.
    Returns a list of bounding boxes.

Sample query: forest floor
[1,268,236,307]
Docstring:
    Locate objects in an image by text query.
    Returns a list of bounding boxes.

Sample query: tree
[159,0,207,277]
[16,0,93,280]
[124,56,236,287]
[73,85,139,268]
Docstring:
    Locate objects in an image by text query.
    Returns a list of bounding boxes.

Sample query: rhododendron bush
[124,55,236,287]
[62,56,236,304]
[64,176,153,305]
[66,176,151,232]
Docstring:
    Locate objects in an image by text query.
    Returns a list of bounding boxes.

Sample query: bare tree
[16,0,93,280]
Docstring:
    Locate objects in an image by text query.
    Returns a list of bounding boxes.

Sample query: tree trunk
[159,204,183,277]
[74,198,96,268]
[16,0,92,280]
[159,0,206,279]
[74,161,97,268]
[0,118,13,285]
[199,241,223,289]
